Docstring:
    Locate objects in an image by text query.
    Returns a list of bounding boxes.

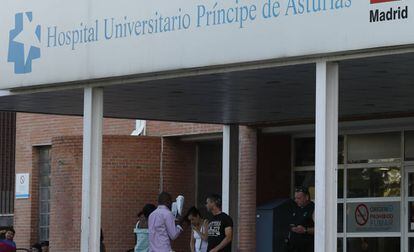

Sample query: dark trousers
[287,240,314,252]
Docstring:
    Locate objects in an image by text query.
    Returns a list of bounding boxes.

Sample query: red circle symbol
[355,204,369,226]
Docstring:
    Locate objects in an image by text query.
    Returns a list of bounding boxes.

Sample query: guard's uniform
[287,201,315,252]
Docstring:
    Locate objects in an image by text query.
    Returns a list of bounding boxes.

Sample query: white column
[222,125,239,252]
[222,125,239,215]
[315,61,339,252]
[222,125,230,214]
[81,87,104,252]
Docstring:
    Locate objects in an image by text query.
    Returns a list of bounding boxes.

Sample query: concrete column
[222,125,239,252]
[315,61,339,252]
[81,87,103,252]
[222,125,239,215]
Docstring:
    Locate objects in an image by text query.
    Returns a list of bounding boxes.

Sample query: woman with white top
[186,207,208,252]
[134,204,156,252]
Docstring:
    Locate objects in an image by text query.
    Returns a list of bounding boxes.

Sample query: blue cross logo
[8,12,41,74]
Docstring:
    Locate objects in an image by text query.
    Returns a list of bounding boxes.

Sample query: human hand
[291,225,306,234]
[176,215,185,227]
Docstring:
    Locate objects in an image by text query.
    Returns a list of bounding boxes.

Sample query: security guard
[287,187,315,252]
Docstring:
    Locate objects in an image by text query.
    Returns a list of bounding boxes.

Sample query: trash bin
[256,198,295,252]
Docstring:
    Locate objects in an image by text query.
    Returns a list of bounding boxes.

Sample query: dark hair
[207,194,222,208]
[6,228,15,234]
[158,192,172,205]
[295,186,310,196]
[138,204,157,219]
[187,207,201,218]
[40,241,49,247]
[184,207,202,224]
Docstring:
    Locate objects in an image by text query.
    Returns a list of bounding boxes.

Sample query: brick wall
[146,121,222,136]
[14,113,135,248]
[49,137,82,252]
[238,126,257,252]
[14,113,262,251]
[161,138,196,252]
[50,136,161,252]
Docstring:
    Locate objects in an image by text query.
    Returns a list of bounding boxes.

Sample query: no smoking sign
[15,173,30,199]
[355,204,369,226]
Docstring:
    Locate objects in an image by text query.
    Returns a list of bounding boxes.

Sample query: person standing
[0,228,16,252]
[287,187,315,252]
[148,192,184,252]
[205,194,233,252]
[135,203,156,252]
[185,207,208,252]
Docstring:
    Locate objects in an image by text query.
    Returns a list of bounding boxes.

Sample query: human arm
[193,220,209,242]
[210,227,233,252]
[165,212,183,240]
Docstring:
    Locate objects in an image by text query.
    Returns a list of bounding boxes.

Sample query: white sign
[0,0,413,88]
[15,173,30,199]
[347,202,400,233]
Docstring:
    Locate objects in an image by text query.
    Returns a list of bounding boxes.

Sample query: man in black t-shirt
[287,187,315,252]
[206,194,233,252]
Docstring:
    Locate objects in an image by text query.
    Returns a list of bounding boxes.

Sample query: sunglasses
[295,187,310,194]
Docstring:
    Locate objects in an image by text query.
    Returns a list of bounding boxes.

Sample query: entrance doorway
[293,129,414,252]
[196,141,222,218]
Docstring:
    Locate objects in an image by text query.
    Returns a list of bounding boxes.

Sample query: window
[294,136,344,166]
[338,203,344,233]
[38,147,51,242]
[405,131,414,161]
[346,201,400,233]
[347,167,401,198]
[294,169,344,199]
[294,138,315,167]
[347,132,401,164]
[337,238,344,252]
[293,132,404,252]
[346,237,400,252]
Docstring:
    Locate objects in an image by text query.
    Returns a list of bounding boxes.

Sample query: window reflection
[347,167,401,198]
[295,170,344,199]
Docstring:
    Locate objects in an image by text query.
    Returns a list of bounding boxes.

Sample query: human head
[138,204,157,219]
[158,192,173,209]
[206,194,222,213]
[5,228,15,241]
[186,207,202,226]
[31,243,42,252]
[294,187,311,208]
